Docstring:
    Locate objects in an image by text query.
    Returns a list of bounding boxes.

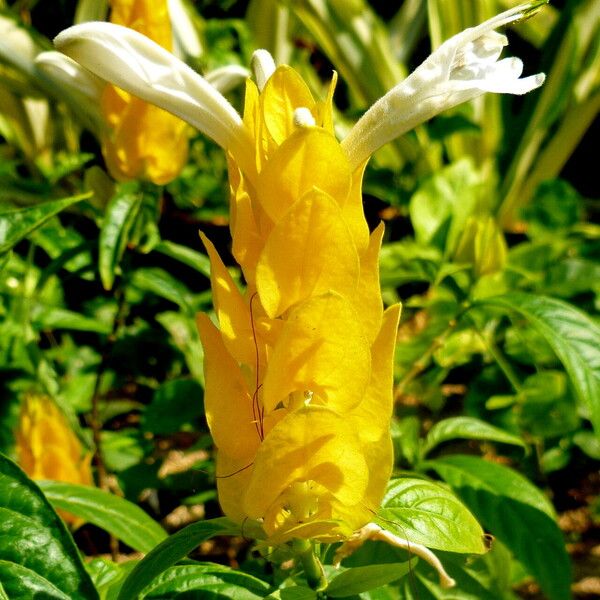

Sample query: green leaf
[421,417,526,457]
[409,159,482,253]
[0,453,98,600]
[156,311,205,384]
[142,378,204,435]
[573,430,600,460]
[0,561,72,600]
[327,562,413,598]
[476,292,600,435]
[31,304,111,334]
[267,586,316,600]
[117,517,240,600]
[425,455,571,600]
[99,183,143,290]
[154,240,211,278]
[131,268,195,312]
[397,544,515,600]
[141,564,271,599]
[377,476,486,554]
[38,481,167,554]
[0,193,91,255]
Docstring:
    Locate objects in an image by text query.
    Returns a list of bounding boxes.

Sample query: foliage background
[0,0,598,599]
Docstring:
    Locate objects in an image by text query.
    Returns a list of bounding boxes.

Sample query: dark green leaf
[99,184,143,290]
[398,545,514,600]
[327,562,413,597]
[0,453,98,600]
[117,518,240,600]
[38,481,167,553]
[142,378,204,435]
[425,455,571,600]
[391,416,421,467]
[141,564,271,599]
[154,240,211,278]
[31,304,111,334]
[101,429,148,472]
[378,476,486,554]
[476,292,600,435]
[0,561,71,600]
[267,587,316,600]
[0,193,91,254]
[131,267,195,312]
[421,417,526,457]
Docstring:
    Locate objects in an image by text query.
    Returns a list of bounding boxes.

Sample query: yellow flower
[191,61,402,543]
[15,394,93,526]
[101,0,189,184]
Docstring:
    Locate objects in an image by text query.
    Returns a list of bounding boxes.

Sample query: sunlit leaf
[116,518,240,600]
[477,292,600,435]
[38,481,167,553]
[0,453,98,600]
[0,193,91,255]
[425,455,571,600]
[377,476,486,554]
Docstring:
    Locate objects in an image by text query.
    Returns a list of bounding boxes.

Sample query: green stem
[468,315,523,393]
[292,539,327,592]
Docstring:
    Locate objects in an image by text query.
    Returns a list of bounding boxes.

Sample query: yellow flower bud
[15,394,93,526]
[454,215,508,277]
[101,0,188,184]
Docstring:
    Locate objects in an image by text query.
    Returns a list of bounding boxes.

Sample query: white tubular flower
[205,65,250,95]
[342,2,546,170]
[35,51,105,103]
[251,49,276,92]
[54,22,252,164]
[168,0,204,60]
[0,15,42,78]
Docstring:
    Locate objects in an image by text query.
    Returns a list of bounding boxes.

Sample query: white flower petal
[342,2,546,169]
[251,49,276,92]
[0,14,41,78]
[35,51,104,102]
[54,22,251,158]
[205,65,250,95]
[168,0,204,59]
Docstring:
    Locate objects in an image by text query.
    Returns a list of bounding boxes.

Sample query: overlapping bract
[15,394,93,526]
[101,0,188,184]
[197,65,401,542]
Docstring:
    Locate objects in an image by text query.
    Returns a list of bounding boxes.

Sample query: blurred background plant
[0,0,598,599]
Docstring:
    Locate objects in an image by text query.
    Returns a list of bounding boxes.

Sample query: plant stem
[468,315,523,393]
[292,539,327,592]
[88,284,128,560]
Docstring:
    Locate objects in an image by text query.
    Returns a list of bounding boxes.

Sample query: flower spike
[54,22,253,165]
[341,2,546,169]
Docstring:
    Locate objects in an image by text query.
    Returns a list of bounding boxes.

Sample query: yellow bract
[101,0,188,184]
[198,63,401,544]
[15,394,93,526]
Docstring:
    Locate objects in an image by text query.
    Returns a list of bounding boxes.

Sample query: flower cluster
[54,2,545,545]
[194,57,401,543]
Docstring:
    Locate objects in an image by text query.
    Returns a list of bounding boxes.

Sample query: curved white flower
[205,65,251,95]
[35,51,105,103]
[251,49,276,92]
[341,3,546,169]
[54,22,254,172]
